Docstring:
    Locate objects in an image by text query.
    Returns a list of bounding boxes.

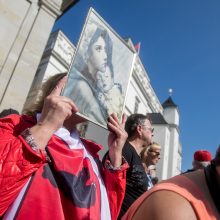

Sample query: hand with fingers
[29,76,78,150]
[107,113,128,168]
[39,76,78,132]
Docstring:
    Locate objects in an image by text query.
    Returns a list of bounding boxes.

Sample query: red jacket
[0,114,128,219]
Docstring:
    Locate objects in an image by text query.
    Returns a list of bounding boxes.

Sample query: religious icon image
[63,8,136,128]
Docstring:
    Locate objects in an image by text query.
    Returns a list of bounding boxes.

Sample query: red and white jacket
[0,114,128,220]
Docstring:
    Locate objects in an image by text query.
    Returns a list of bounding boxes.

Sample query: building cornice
[39,0,78,18]
[169,123,180,134]
[133,56,163,113]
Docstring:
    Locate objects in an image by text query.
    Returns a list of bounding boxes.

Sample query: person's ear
[136,124,142,136]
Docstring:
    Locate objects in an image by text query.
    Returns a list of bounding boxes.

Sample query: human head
[96,64,114,92]
[141,142,161,167]
[23,73,67,116]
[23,72,86,126]
[192,150,212,170]
[0,108,19,118]
[151,176,159,185]
[86,27,113,75]
[125,113,153,145]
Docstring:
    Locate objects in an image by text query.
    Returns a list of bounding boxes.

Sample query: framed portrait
[62,7,136,129]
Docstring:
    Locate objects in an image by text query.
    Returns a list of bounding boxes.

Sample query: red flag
[134,42,141,54]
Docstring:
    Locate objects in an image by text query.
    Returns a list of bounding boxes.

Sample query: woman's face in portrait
[89,36,107,73]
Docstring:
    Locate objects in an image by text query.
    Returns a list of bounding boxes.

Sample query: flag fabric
[4,137,102,220]
[134,42,141,54]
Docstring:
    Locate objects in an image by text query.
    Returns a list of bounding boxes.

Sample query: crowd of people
[0,73,220,220]
[0,71,159,219]
[122,148,219,220]
[0,29,218,219]
[0,74,128,220]
[0,71,219,220]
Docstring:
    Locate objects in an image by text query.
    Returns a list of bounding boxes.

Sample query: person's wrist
[28,123,55,150]
[21,127,51,162]
[108,150,122,167]
[105,155,127,171]
[37,119,60,134]
[21,128,39,151]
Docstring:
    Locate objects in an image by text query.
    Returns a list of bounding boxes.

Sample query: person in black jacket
[118,113,154,219]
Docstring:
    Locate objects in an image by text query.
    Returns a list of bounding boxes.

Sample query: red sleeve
[103,160,129,220]
[0,114,46,216]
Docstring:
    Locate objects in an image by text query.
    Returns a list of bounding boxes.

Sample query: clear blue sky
[53,0,220,172]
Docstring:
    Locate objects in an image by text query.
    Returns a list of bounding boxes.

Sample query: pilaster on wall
[0,0,78,112]
[40,0,63,18]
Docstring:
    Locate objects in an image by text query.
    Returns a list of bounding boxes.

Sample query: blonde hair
[140,142,161,162]
[149,142,161,152]
[23,73,67,116]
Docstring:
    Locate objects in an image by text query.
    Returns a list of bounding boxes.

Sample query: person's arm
[29,76,78,150]
[132,190,197,220]
[0,76,77,217]
[107,113,127,167]
[102,113,129,220]
[0,115,46,216]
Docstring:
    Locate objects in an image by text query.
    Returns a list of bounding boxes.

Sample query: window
[134,96,140,113]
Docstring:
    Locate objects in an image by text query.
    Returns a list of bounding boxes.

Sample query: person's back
[122,162,220,220]
[119,142,148,218]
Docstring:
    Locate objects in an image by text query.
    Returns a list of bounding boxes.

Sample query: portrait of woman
[63,8,135,128]
[63,26,113,125]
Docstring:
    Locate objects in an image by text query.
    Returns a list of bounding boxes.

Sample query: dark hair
[87,27,113,64]
[125,113,150,138]
[151,177,159,185]
[213,145,220,166]
[23,73,67,116]
[0,108,19,118]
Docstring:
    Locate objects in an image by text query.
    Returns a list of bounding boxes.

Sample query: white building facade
[0,0,79,112]
[28,30,182,180]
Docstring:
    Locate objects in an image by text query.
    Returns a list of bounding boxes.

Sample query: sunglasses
[149,150,160,156]
[141,125,154,133]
